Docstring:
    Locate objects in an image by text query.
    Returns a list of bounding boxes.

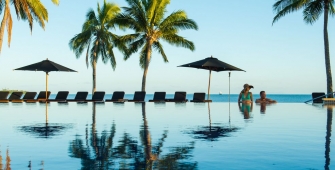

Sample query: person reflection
[239,102,253,119]
[260,103,266,114]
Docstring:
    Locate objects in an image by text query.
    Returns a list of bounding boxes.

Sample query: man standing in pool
[255,91,277,104]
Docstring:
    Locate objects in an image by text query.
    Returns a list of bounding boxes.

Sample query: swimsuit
[241,92,251,101]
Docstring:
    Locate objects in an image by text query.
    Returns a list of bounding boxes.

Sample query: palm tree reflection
[325,106,333,170]
[69,103,197,169]
[0,148,11,170]
[187,103,240,141]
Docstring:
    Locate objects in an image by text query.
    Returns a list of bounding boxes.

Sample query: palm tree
[273,0,335,98]
[0,0,59,53]
[69,0,126,93]
[116,0,198,91]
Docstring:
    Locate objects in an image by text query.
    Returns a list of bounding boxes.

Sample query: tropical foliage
[116,0,198,91]
[273,0,335,97]
[69,0,126,93]
[0,0,59,53]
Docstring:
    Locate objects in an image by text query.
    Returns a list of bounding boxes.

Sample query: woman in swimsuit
[238,84,254,104]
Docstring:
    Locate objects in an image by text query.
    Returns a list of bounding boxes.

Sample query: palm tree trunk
[0,0,9,53]
[324,106,332,170]
[324,0,333,98]
[142,43,152,91]
[92,40,99,94]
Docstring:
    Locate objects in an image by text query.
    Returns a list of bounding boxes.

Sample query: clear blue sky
[0,0,332,94]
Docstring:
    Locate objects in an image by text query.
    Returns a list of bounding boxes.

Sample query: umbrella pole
[46,72,49,101]
[229,72,231,123]
[208,70,212,100]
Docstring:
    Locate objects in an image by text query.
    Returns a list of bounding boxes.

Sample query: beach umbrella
[178,56,245,100]
[14,58,77,101]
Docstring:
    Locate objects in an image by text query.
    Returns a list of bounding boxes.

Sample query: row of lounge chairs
[0,91,212,103]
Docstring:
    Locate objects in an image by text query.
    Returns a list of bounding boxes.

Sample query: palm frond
[159,10,198,33]
[162,34,195,51]
[148,0,170,26]
[27,0,48,29]
[273,0,310,24]
[152,41,168,62]
[303,0,323,24]
[123,0,147,31]
[69,30,92,58]
[139,43,150,69]
[0,0,4,13]
[329,1,335,16]
[51,0,59,5]
[6,6,12,47]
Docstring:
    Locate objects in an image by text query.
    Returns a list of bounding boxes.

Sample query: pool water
[0,102,333,169]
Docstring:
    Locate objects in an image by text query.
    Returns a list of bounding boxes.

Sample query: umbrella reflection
[17,104,72,138]
[187,103,240,141]
[69,103,197,169]
[325,106,333,170]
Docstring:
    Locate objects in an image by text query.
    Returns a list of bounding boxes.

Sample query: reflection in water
[239,102,253,119]
[260,103,266,113]
[69,103,197,169]
[0,148,11,170]
[187,103,240,141]
[325,106,333,170]
[69,103,117,169]
[17,104,72,138]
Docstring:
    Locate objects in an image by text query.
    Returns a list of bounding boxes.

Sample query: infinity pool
[0,102,333,169]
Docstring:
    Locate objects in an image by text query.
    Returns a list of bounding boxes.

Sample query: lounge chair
[26,91,51,103]
[86,91,105,102]
[165,91,188,102]
[48,91,69,102]
[149,92,166,102]
[127,91,146,102]
[0,92,23,103]
[9,92,23,101]
[312,92,326,103]
[65,91,88,103]
[0,91,10,103]
[12,92,37,103]
[105,91,125,102]
[190,92,212,102]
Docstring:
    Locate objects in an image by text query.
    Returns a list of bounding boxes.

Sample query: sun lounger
[105,91,125,102]
[48,91,69,102]
[190,92,212,102]
[11,92,37,103]
[149,92,166,102]
[127,91,146,102]
[0,91,10,103]
[26,91,51,103]
[312,92,326,103]
[65,91,88,103]
[0,92,24,103]
[165,91,188,102]
[86,91,105,102]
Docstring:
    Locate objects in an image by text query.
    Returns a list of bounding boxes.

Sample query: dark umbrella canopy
[178,56,245,72]
[14,58,77,101]
[14,58,77,72]
[178,56,245,100]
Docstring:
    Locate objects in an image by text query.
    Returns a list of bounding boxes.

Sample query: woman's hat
[244,84,254,89]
